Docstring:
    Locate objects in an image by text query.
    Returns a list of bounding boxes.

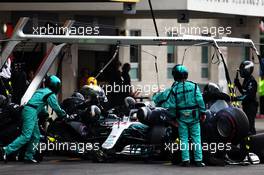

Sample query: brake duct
[0,17,262,105]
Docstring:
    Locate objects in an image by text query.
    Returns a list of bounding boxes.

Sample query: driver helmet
[203,82,220,94]
[87,77,98,86]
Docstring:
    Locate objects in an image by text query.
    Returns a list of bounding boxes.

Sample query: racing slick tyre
[92,149,116,163]
[226,141,248,162]
[148,126,171,144]
[171,150,182,165]
[216,107,249,144]
[249,133,264,163]
[0,123,21,145]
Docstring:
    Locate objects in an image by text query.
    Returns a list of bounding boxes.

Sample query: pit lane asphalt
[1,119,264,175]
[0,159,264,175]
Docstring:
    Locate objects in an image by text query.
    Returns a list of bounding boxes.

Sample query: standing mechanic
[1,75,68,163]
[234,60,258,135]
[259,58,264,116]
[260,76,264,116]
[153,64,206,167]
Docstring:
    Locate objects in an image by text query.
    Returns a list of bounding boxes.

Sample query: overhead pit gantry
[0,17,263,105]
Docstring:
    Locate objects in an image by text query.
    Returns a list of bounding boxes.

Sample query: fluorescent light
[2,23,7,33]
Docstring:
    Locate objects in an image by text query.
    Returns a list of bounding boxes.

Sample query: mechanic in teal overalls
[1,75,66,163]
[153,64,206,167]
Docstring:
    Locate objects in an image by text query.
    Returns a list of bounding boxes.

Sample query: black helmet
[137,107,152,125]
[0,95,7,107]
[90,105,101,118]
[84,85,108,103]
[203,83,220,94]
[79,86,100,105]
[171,64,188,81]
[84,105,101,123]
[239,60,254,78]
[124,96,136,109]
[72,92,85,100]
[45,75,61,94]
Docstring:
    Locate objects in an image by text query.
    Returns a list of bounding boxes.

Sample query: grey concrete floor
[1,119,264,175]
[0,159,264,175]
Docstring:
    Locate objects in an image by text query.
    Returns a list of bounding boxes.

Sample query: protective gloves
[64,114,77,122]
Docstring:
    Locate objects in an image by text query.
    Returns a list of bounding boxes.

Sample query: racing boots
[195,161,205,167]
[0,147,7,163]
[180,160,205,167]
[180,161,190,167]
[24,159,39,164]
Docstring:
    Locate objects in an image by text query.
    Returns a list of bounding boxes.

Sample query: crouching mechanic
[86,77,108,104]
[1,75,69,163]
[80,77,108,111]
[153,64,206,167]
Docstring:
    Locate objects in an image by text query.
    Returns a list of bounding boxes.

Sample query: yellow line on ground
[163,162,172,166]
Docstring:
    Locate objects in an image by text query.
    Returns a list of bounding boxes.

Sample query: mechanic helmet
[0,95,7,108]
[203,82,220,94]
[87,77,98,86]
[124,96,136,109]
[45,75,61,94]
[84,85,108,103]
[71,92,85,100]
[80,86,99,103]
[137,107,152,125]
[239,60,254,78]
[171,64,188,81]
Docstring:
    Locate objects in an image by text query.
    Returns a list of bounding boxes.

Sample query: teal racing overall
[4,88,66,160]
[153,82,177,117]
[174,81,205,162]
[153,81,205,162]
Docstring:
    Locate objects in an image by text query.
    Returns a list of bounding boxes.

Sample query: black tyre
[171,150,182,165]
[148,126,170,144]
[92,149,116,163]
[216,107,249,143]
[232,108,250,143]
[0,123,21,145]
[249,133,264,163]
[226,143,247,162]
